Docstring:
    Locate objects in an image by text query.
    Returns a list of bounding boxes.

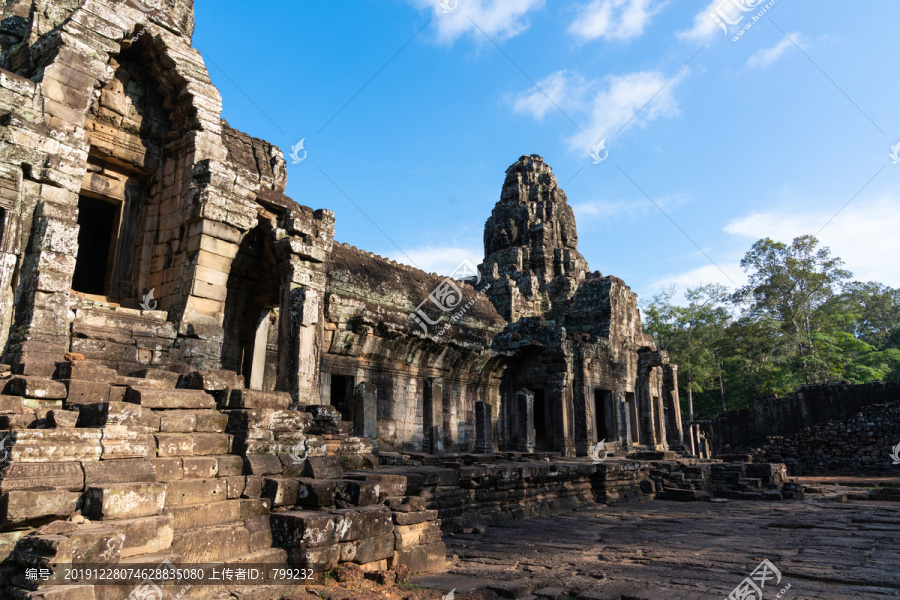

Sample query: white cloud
[387,245,484,277]
[511,70,588,120]
[746,33,805,68]
[573,194,686,222]
[408,0,545,44]
[723,194,900,286]
[567,0,666,42]
[676,0,724,43]
[511,69,688,153]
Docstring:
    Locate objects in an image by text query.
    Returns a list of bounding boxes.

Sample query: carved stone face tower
[481,155,588,322]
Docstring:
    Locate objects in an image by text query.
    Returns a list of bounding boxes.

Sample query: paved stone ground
[412,499,900,599]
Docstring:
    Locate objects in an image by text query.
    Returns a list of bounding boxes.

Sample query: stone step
[164,499,268,530]
[116,514,175,558]
[154,432,232,457]
[164,479,227,508]
[83,482,166,520]
[170,523,251,563]
[54,360,118,383]
[125,387,215,409]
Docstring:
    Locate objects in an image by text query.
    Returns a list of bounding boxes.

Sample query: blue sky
[193,0,900,302]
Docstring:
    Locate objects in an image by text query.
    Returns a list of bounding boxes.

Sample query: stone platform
[414,498,900,599]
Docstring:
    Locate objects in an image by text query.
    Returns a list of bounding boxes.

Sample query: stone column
[353,381,378,452]
[573,357,591,456]
[423,378,444,454]
[474,401,494,454]
[636,349,667,450]
[663,364,685,450]
[515,390,535,453]
[619,393,633,448]
[286,285,320,404]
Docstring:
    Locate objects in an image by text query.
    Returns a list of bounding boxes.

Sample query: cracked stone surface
[412,500,900,599]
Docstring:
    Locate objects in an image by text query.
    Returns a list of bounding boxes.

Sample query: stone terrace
[415,499,900,599]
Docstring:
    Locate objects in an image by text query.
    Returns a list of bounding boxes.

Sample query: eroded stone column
[515,390,535,453]
[353,381,378,452]
[663,364,684,450]
[475,401,493,454]
[423,377,444,454]
[287,285,320,404]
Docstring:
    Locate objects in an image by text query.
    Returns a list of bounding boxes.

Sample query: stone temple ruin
[2,1,872,599]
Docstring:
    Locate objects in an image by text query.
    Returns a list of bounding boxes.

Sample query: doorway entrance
[72,195,118,296]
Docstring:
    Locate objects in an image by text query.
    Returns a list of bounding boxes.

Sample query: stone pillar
[286,285,320,405]
[573,358,591,456]
[474,401,493,454]
[515,390,535,453]
[663,364,685,451]
[353,381,378,452]
[548,375,576,457]
[423,378,444,454]
[636,349,667,450]
[618,393,633,448]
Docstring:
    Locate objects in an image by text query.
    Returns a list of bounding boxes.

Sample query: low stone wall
[712,381,900,452]
[737,401,900,475]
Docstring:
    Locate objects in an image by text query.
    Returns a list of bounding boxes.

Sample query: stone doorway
[533,389,553,450]
[222,226,283,390]
[330,374,354,423]
[594,388,612,443]
[72,195,119,296]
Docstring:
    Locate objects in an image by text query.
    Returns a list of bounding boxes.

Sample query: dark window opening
[72,195,117,296]
[331,374,353,422]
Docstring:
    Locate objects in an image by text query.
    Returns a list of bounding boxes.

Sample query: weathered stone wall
[712,381,900,452]
[737,401,900,475]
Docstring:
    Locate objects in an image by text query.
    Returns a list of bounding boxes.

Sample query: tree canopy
[642,235,898,420]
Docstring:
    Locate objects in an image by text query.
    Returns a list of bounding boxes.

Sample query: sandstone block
[195,411,228,432]
[117,515,174,558]
[164,500,240,530]
[345,473,407,498]
[333,505,393,543]
[62,379,111,405]
[182,456,217,479]
[0,462,84,493]
[244,453,283,475]
[159,411,197,432]
[392,510,439,526]
[289,544,339,574]
[216,455,244,477]
[307,455,343,479]
[7,429,102,462]
[129,368,180,387]
[83,483,166,520]
[100,426,154,459]
[394,521,442,550]
[191,433,232,455]
[181,369,243,391]
[340,533,395,565]
[270,510,338,548]
[55,360,117,383]
[47,409,79,428]
[392,541,447,573]
[155,434,195,457]
[384,496,427,512]
[149,458,183,482]
[228,389,291,409]
[262,478,300,507]
[164,479,226,508]
[76,402,142,427]
[1,490,81,526]
[125,387,215,409]
[171,523,250,563]
[83,459,156,487]
[3,376,67,399]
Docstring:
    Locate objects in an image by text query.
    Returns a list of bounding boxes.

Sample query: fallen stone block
[340,533,395,565]
[244,453,283,475]
[393,539,447,574]
[333,505,393,543]
[289,544,339,574]
[0,411,37,428]
[262,478,300,507]
[6,429,103,462]
[305,405,341,422]
[125,387,215,409]
[47,409,79,428]
[0,462,84,493]
[306,456,343,479]
[129,368,180,387]
[295,478,336,508]
[76,402,142,427]
[384,496,426,512]
[344,473,407,499]
[228,389,291,409]
[55,360,117,383]
[392,510,439,526]
[394,520,442,550]
[83,483,166,520]
[270,510,338,548]
[0,490,81,526]
[3,376,67,400]
[61,380,110,405]
[181,369,243,391]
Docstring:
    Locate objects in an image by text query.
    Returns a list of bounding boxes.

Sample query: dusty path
[412,498,900,599]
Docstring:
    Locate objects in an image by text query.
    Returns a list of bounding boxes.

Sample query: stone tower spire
[481,154,589,322]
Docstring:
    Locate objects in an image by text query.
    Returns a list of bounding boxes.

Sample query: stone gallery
[5,1,877,599]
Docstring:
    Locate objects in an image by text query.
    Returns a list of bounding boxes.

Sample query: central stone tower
[481,155,589,322]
